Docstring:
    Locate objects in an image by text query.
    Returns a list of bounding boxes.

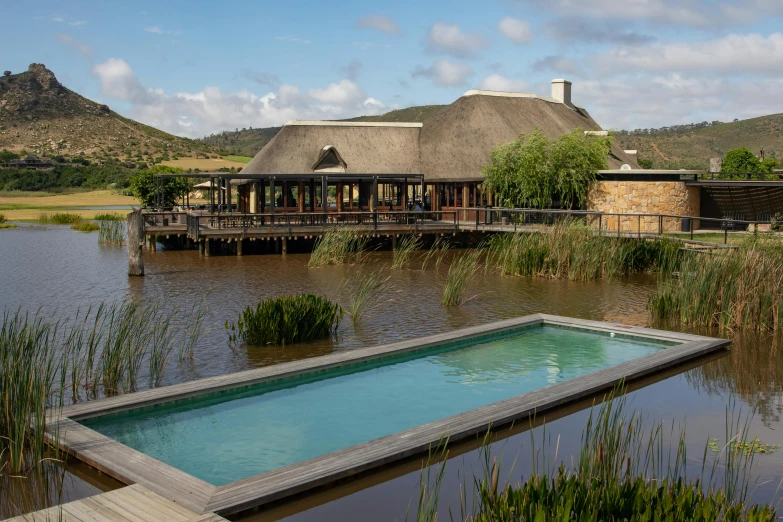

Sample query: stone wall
[587,181,700,233]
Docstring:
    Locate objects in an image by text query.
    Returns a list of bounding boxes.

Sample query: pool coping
[47,314,730,515]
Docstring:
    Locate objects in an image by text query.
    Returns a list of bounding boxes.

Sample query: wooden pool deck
[7,484,227,522]
[47,315,730,517]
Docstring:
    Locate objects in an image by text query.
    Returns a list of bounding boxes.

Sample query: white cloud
[56,33,92,59]
[308,80,364,105]
[497,17,532,44]
[412,60,473,87]
[92,58,146,101]
[89,59,388,137]
[426,22,487,59]
[574,74,783,130]
[145,26,163,34]
[479,74,528,92]
[274,35,312,44]
[519,0,783,27]
[355,14,402,35]
[52,15,87,26]
[592,33,783,76]
[532,55,585,77]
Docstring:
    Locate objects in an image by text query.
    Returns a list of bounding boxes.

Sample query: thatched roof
[419,91,639,180]
[241,121,422,175]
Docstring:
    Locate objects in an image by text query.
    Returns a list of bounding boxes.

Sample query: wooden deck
[49,315,730,517]
[6,484,227,522]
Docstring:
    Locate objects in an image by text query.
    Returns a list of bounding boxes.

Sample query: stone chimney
[551,79,572,107]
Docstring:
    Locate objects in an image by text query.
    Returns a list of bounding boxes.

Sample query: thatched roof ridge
[420,92,639,180]
[241,122,421,175]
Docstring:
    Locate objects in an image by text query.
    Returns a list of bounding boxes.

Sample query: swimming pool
[53,314,729,515]
[81,324,674,485]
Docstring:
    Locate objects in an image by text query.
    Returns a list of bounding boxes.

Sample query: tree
[637,158,653,169]
[722,147,764,173]
[482,128,611,209]
[129,165,189,207]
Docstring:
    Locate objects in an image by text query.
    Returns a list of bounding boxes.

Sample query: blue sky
[5,0,783,137]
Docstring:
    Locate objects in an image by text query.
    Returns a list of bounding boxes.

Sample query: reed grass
[0,300,209,475]
[343,267,392,322]
[0,213,6,223]
[98,220,126,244]
[36,212,82,225]
[649,237,783,334]
[392,235,422,270]
[488,219,681,281]
[70,221,99,232]
[413,390,776,521]
[93,213,124,221]
[442,249,484,306]
[309,228,369,266]
[227,294,343,346]
[421,236,450,271]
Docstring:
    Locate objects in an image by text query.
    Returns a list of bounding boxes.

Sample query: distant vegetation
[615,114,783,170]
[36,212,81,225]
[128,165,190,207]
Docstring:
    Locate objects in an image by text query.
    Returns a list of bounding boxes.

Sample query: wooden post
[282,237,288,255]
[237,238,243,256]
[204,238,211,257]
[298,182,305,212]
[150,235,157,252]
[199,239,205,256]
[336,183,344,212]
[127,209,144,276]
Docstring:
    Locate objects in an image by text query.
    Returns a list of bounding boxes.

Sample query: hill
[614,115,783,169]
[199,105,447,157]
[0,63,218,165]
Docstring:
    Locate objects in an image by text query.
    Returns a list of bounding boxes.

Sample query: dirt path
[650,141,669,161]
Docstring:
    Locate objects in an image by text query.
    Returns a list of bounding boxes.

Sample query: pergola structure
[153,172,426,214]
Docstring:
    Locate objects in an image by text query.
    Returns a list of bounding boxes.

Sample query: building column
[336,183,344,212]
[298,182,305,212]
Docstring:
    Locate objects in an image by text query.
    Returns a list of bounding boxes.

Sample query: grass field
[0,190,136,221]
[224,155,252,163]
[161,157,248,170]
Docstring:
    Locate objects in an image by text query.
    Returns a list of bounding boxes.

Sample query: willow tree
[482,128,612,209]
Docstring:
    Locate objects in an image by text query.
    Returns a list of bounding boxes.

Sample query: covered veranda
[152,172,427,214]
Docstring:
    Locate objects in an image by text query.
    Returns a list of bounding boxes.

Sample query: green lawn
[224,155,252,163]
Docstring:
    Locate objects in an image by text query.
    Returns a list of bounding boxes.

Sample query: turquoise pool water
[81,325,675,486]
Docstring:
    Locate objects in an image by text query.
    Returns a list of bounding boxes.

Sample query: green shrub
[93,212,124,221]
[71,222,99,232]
[227,294,343,346]
[0,213,6,224]
[37,212,82,225]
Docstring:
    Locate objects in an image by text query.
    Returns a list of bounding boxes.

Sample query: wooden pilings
[127,209,144,276]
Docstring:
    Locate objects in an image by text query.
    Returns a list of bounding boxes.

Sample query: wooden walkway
[7,484,227,522]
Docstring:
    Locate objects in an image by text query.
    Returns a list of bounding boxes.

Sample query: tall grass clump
[70,221,99,232]
[0,213,6,223]
[309,227,369,266]
[0,213,15,229]
[0,300,209,475]
[421,236,450,271]
[392,234,422,270]
[98,220,126,244]
[650,237,783,334]
[413,391,776,521]
[442,249,484,306]
[488,219,680,281]
[36,212,82,225]
[93,213,124,221]
[343,267,392,322]
[227,294,343,346]
[0,310,64,475]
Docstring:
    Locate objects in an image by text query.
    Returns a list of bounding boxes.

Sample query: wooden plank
[48,315,729,516]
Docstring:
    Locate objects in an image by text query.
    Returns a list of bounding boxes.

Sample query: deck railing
[183,210,460,240]
[158,207,776,245]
